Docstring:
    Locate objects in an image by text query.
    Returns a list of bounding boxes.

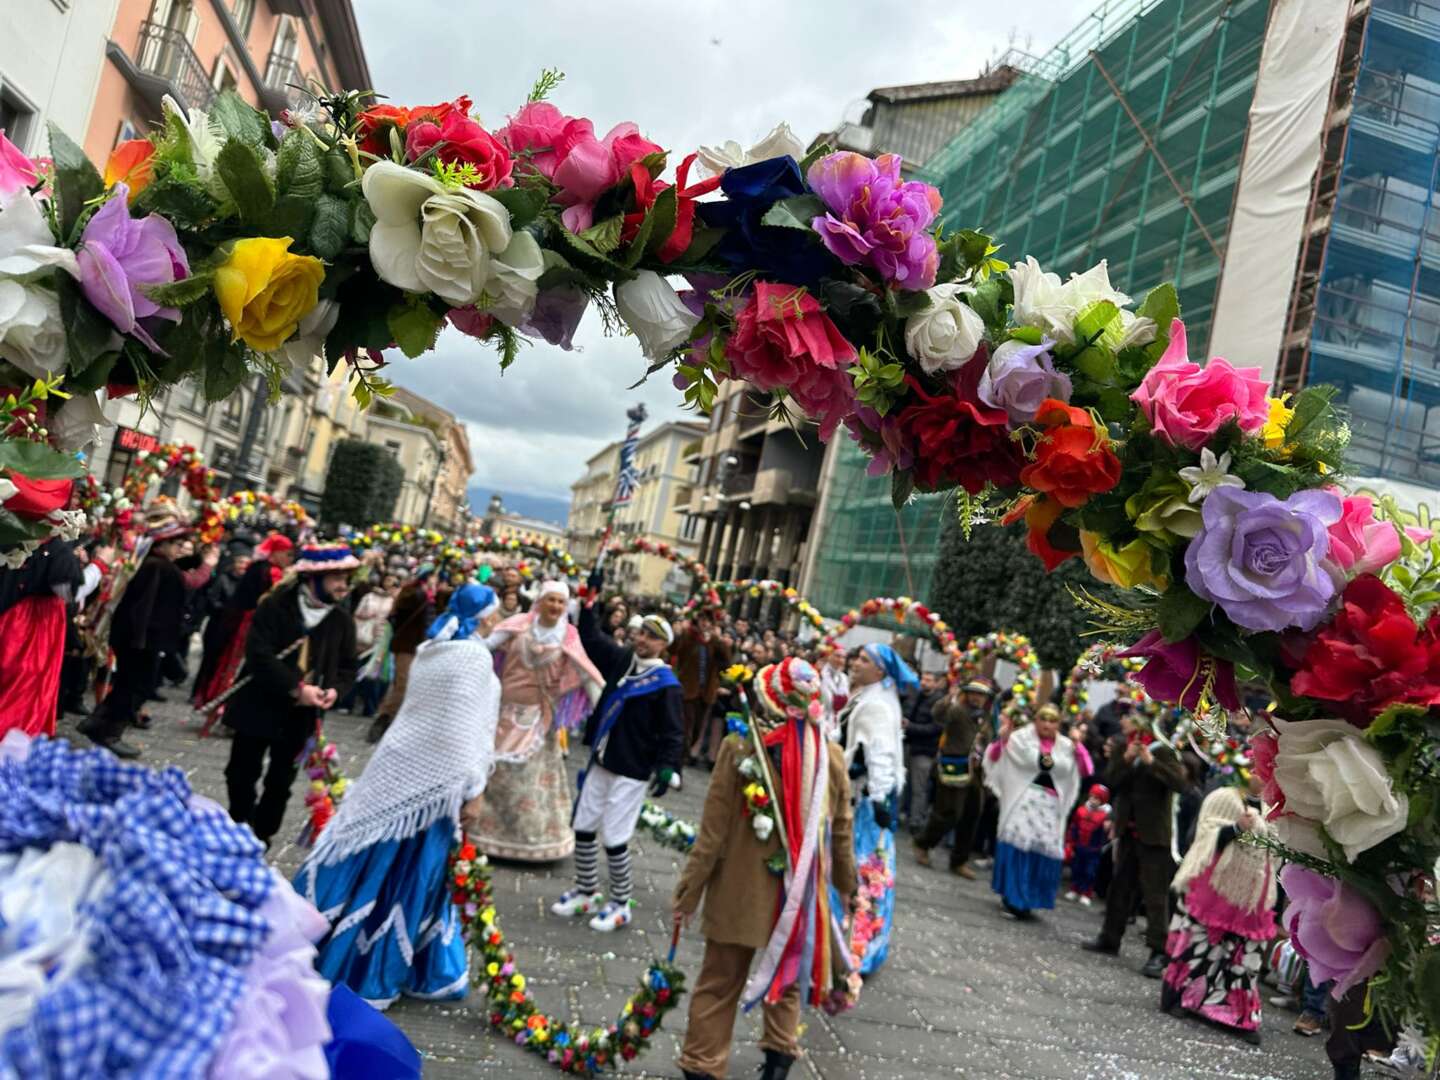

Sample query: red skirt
[0,595,65,740]
[195,610,255,723]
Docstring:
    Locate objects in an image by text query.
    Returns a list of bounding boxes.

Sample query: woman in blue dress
[295,584,502,1009]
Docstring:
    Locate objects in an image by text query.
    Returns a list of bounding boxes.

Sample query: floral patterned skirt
[1161,891,1264,1032]
[466,727,575,862]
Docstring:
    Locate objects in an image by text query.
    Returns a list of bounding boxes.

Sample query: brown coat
[672,735,857,950]
[1104,735,1190,847]
[670,627,732,703]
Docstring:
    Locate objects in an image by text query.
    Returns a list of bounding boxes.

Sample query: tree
[930,516,1124,670]
[319,440,404,528]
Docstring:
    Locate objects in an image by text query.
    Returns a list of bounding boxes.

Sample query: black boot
[759,1050,795,1080]
[1141,950,1166,979]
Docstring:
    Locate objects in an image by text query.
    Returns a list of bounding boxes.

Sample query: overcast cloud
[355,0,1095,500]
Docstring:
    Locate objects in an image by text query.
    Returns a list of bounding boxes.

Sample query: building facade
[0,0,120,157]
[385,387,472,533]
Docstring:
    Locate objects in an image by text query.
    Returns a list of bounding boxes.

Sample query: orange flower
[104,139,155,202]
[1019,398,1121,509]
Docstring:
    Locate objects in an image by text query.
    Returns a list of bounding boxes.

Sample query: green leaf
[323,150,355,192]
[1074,300,1120,345]
[268,196,314,240]
[0,438,85,479]
[203,337,251,402]
[142,269,216,308]
[1286,385,1337,440]
[387,299,443,359]
[637,150,668,179]
[579,215,624,255]
[350,200,376,246]
[0,508,54,547]
[761,194,825,231]
[47,124,104,243]
[637,185,679,263]
[488,186,547,229]
[969,276,1009,333]
[55,273,119,379]
[1073,345,1116,383]
[309,194,349,260]
[275,131,325,202]
[891,470,915,511]
[1008,325,1044,346]
[216,139,275,223]
[553,224,631,278]
[135,173,214,231]
[1096,386,1134,423]
[209,90,272,148]
[1156,588,1212,643]
[798,141,832,174]
[1136,282,1179,332]
[61,351,117,394]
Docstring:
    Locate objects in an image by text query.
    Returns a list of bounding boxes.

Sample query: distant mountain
[468,488,570,526]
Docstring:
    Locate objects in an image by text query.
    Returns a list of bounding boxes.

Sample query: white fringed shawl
[983,726,1081,844]
[1172,785,1277,916]
[843,681,904,799]
[304,638,501,866]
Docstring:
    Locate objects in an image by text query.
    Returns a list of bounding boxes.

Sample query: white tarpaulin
[1206,0,1351,378]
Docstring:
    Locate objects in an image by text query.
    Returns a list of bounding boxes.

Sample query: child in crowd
[1064,783,1110,906]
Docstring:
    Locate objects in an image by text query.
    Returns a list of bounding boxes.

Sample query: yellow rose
[1262,395,1293,451]
[214,237,325,352]
[1079,532,1168,590]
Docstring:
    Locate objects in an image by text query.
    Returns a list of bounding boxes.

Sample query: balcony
[261,49,307,114]
[108,20,215,117]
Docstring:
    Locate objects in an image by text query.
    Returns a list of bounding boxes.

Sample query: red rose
[355,96,472,158]
[405,112,513,190]
[894,353,1023,493]
[4,473,73,520]
[1019,399,1121,508]
[1291,573,1440,724]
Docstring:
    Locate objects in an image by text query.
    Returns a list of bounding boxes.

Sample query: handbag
[937,754,970,787]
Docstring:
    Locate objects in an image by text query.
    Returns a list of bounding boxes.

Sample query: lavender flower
[76,185,189,351]
[975,338,1070,425]
[806,152,940,290]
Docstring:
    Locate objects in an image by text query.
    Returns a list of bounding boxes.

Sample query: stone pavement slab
[58,697,1334,1080]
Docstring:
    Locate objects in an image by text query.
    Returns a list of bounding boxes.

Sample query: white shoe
[1079,895,1093,907]
[588,900,632,932]
[551,889,604,918]
[1064,890,1078,902]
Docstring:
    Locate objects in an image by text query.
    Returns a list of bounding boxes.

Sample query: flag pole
[591,403,648,586]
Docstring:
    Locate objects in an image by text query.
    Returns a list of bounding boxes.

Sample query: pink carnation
[1327,493,1401,577]
[1131,319,1269,449]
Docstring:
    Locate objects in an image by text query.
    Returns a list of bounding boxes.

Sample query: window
[184,378,208,416]
[384,440,402,458]
[229,0,254,36]
[0,80,37,153]
[220,395,243,432]
[212,56,239,92]
[115,119,141,147]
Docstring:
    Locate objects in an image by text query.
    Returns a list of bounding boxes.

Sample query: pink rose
[495,102,585,179]
[0,130,38,197]
[1327,493,1401,576]
[1131,318,1269,449]
[550,122,662,233]
[1405,525,1433,545]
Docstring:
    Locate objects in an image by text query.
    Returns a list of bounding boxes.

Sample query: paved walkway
[59,698,1334,1080]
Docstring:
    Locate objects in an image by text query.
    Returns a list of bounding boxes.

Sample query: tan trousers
[677,939,800,1078]
[376,651,414,720]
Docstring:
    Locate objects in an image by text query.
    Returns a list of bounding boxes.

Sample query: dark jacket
[934,695,983,761]
[109,553,188,654]
[578,603,684,781]
[389,582,433,655]
[904,689,946,757]
[1104,735,1190,847]
[670,626,732,704]
[225,581,358,741]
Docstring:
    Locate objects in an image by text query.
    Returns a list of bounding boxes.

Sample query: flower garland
[683,578,827,632]
[954,631,1042,723]
[349,523,579,580]
[844,848,893,991]
[296,728,348,847]
[604,536,710,589]
[448,845,685,1075]
[820,595,959,665]
[1060,643,1146,718]
[72,441,224,544]
[636,799,697,853]
[224,489,312,529]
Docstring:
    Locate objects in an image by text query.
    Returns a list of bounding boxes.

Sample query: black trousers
[1326,981,1392,1075]
[88,645,157,740]
[1099,834,1174,954]
[915,777,985,869]
[225,729,309,844]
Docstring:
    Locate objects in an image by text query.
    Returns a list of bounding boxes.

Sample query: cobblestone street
[61,700,1334,1080]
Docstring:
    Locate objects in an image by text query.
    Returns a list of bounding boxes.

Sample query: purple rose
[1184,486,1341,632]
[806,151,941,290]
[976,338,1070,425]
[1117,630,1240,710]
[76,185,189,351]
[520,284,588,350]
[1280,864,1390,997]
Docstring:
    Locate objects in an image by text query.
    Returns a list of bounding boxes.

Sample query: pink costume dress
[468,613,603,862]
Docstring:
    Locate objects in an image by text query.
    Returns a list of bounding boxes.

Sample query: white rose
[614,271,700,361]
[1117,309,1157,349]
[696,122,805,177]
[1270,812,1328,859]
[483,230,545,328]
[49,390,112,452]
[752,813,775,842]
[362,160,513,307]
[904,283,985,374]
[1059,259,1132,315]
[1008,255,1067,338]
[0,189,82,378]
[1271,717,1408,862]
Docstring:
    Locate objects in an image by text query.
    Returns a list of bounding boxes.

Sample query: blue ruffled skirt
[851,796,896,975]
[991,842,1063,912]
[295,818,468,1010]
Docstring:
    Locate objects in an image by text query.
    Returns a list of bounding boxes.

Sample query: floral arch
[683,577,826,633]
[954,631,1043,723]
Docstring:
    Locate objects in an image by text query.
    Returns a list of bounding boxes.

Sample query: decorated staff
[672,658,858,1080]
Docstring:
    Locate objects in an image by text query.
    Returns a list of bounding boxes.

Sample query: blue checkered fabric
[0,737,277,1078]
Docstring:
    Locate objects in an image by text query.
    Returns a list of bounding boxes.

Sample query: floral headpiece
[751,657,822,727]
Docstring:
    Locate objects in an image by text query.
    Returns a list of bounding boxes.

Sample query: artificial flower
[724,280,856,440]
[1281,865,1390,998]
[3,473,74,520]
[1178,447,1244,503]
[362,160,512,306]
[161,95,222,182]
[1125,474,1202,545]
[1326,494,1401,578]
[103,140,156,203]
[1183,486,1341,633]
[0,190,81,377]
[77,186,190,351]
[695,122,805,176]
[1019,398,1121,508]
[893,353,1023,493]
[1269,716,1408,861]
[544,118,663,233]
[1117,631,1240,711]
[0,130,38,198]
[844,404,913,478]
[1247,728,1285,812]
[698,156,833,285]
[404,112,514,190]
[1079,532,1166,590]
[806,152,940,290]
[482,230,545,327]
[214,237,324,352]
[620,153,720,263]
[1291,573,1440,724]
[519,283,588,350]
[448,305,495,340]
[903,283,985,375]
[495,101,587,180]
[1262,395,1293,450]
[1131,318,1270,449]
[276,298,339,369]
[1003,493,1080,571]
[355,96,472,158]
[975,337,1070,425]
[48,391,111,452]
[1008,257,1141,346]
[615,271,701,361]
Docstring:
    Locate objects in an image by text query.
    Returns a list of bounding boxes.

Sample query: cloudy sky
[353,0,1095,511]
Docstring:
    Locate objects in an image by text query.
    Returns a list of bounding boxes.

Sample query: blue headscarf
[863,642,920,694]
[426,583,498,642]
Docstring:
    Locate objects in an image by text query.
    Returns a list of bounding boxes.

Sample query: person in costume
[468,579,603,862]
[343,571,399,717]
[224,544,359,848]
[551,579,684,933]
[818,646,849,742]
[673,658,858,1080]
[1064,782,1110,905]
[672,608,732,767]
[0,539,84,740]
[838,642,913,974]
[296,583,503,1010]
[984,703,1091,919]
[367,565,435,744]
[913,676,995,878]
[1161,760,1276,1044]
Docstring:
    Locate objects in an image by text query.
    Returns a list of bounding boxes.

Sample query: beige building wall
[364,413,440,527]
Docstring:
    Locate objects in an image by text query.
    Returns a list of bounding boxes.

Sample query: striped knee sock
[574,831,600,894]
[606,843,632,906]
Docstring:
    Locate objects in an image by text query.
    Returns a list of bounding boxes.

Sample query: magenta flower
[1280,864,1390,997]
[76,185,189,351]
[1117,630,1240,711]
[806,152,940,290]
[0,130,38,198]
